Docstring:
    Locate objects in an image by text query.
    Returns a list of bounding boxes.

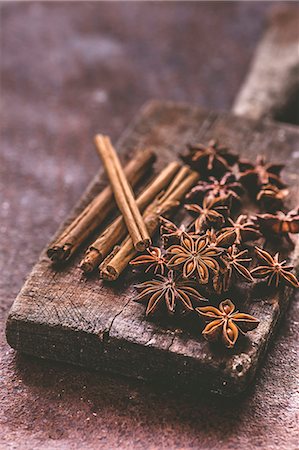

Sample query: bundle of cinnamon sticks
[47,134,199,280]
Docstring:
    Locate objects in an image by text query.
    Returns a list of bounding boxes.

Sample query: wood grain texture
[6,101,299,396]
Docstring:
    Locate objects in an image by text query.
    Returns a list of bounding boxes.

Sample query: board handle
[233,5,299,122]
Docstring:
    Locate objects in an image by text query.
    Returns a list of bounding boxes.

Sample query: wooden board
[5,101,299,396]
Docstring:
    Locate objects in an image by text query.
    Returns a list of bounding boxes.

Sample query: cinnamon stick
[99,245,121,273]
[160,165,191,199]
[100,167,199,281]
[79,161,181,273]
[95,135,151,251]
[47,148,155,262]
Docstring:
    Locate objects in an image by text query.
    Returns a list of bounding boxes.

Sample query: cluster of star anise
[130,140,299,349]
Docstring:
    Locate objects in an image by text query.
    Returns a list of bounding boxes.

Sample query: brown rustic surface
[1,2,298,449]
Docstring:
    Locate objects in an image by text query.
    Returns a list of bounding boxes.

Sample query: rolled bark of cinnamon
[95,135,151,251]
[100,167,199,280]
[47,148,155,262]
[80,161,181,273]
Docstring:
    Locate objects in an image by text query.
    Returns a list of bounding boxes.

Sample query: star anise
[221,214,262,245]
[186,172,244,207]
[196,299,259,348]
[160,217,192,247]
[134,270,207,315]
[256,184,289,212]
[130,246,167,275]
[238,155,286,193]
[167,232,223,284]
[206,228,237,248]
[255,208,299,242]
[251,247,299,288]
[181,139,238,178]
[185,196,228,233]
[218,246,253,292]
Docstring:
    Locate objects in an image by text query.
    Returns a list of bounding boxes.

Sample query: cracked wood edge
[233,6,299,121]
[5,101,299,395]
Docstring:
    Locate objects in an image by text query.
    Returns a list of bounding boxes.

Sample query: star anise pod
[134,270,207,315]
[220,246,253,292]
[203,229,235,293]
[221,214,262,245]
[196,299,259,348]
[251,247,299,288]
[185,196,228,233]
[186,172,244,207]
[238,155,286,193]
[167,232,223,284]
[206,228,237,248]
[255,208,299,242]
[160,217,192,247]
[130,246,167,275]
[256,184,289,212]
[181,139,238,178]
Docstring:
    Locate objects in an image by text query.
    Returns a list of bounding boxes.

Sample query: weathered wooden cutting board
[6,101,299,396]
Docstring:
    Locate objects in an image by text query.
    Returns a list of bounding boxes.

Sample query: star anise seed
[255,208,299,242]
[220,246,253,292]
[160,217,192,247]
[134,270,207,315]
[256,184,289,212]
[206,228,237,248]
[221,214,262,245]
[238,155,286,193]
[196,299,259,348]
[185,196,228,234]
[251,246,299,288]
[181,139,238,178]
[167,232,223,284]
[186,172,244,206]
[130,246,167,275]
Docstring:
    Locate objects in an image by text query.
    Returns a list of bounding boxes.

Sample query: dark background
[1,2,298,449]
